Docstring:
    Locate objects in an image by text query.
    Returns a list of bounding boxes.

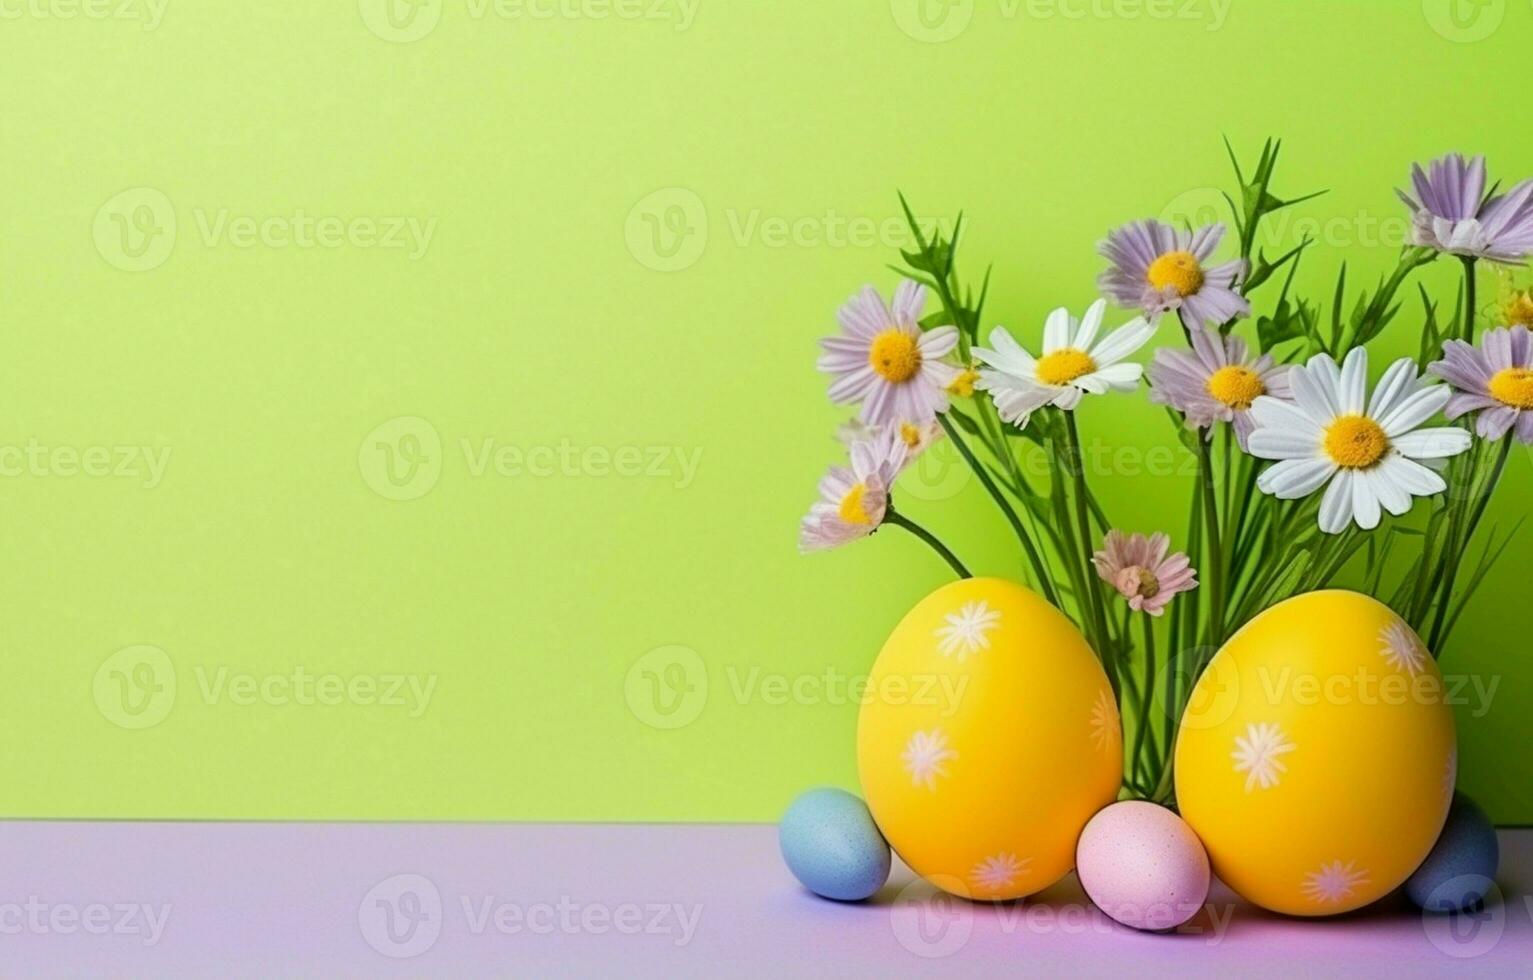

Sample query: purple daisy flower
[1147,327,1292,449]
[1098,219,1250,329]
[817,281,959,426]
[1398,154,1533,264]
[1429,324,1533,442]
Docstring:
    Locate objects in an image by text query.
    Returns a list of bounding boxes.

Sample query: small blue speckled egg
[779,788,891,901]
[1407,792,1499,912]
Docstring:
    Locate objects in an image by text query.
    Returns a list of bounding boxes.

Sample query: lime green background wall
[1,1,1528,821]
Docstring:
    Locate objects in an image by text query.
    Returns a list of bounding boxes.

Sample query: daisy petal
[1381,455,1447,496]
[1338,347,1368,415]
[1318,470,1355,534]
[1249,427,1324,460]
[1363,465,1412,517]
[1368,358,1421,419]
[1073,299,1107,351]
[1257,458,1336,499]
[1088,316,1157,367]
[1351,469,1381,530]
[1379,385,1450,436]
[1043,307,1072,353]
[1392,427,1472,459]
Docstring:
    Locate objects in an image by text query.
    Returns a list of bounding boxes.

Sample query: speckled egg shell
[1407,792,1499,912]
[779,788,891,901]
[1076,800,1211,931]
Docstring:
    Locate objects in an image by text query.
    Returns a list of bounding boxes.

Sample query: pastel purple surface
[0,822,1527,977]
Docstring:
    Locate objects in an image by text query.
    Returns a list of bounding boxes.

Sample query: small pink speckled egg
[1076,801,1210,931]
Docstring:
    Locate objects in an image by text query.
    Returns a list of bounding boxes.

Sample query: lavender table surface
[0,822,1526,977]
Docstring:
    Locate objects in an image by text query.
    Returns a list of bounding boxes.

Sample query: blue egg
[1407,792,1500,912]
[779,788,891,901]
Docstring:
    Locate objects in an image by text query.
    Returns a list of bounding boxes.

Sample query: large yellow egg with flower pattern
[1175,590,1455,916]
[857,577,1121,900]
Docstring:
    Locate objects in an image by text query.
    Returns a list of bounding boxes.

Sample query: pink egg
[1076,800,1210,931]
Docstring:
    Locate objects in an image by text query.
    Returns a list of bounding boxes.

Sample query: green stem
[1128,613,1157,795]
[937,415,1058,605]
[1062,412,1112,653]
[884,510,972,580]
[1461,256,1479,343]
[1196,437,1226,645]
[1427,436,1511,652]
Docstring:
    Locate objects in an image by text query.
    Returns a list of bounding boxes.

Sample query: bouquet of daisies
[800,142,1533,800]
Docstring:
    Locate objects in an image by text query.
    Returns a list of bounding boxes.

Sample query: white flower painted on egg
[1089,689,1118,753]
[970,853,1030,893]
[1378,620,1428,676]
[1232,721,1295,793]
[902,728,957,791]
[934,601,1001,661]
[1301,860,1369,905]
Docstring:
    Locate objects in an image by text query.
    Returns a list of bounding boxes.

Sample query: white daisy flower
[934,600,1001,661]
[1379,620,1429,676]
[973,299,1157,427]
[798,430,908,552]
[902,728,957,790]
[1089,689,1119,753]
[1301,860,1370,905]
[1248,348,1473,534]
[1232,721,1296,792]
[818,281,960,426]
[970,853,1030,893]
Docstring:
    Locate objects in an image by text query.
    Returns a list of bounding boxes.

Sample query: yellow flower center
[1503,291,1533,328]
[1035,348,1097,386]
[1145,250,1205,297]
[1206,365,1266,410]
[1489,367,1533,409]
[898,422,924,448]
[947,368,980,398]
[1323,415,1389,469]
[868,330,922,383]
[838,483,874,525]
[1115,566,1160,600]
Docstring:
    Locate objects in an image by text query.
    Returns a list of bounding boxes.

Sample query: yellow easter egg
[857,577,1121,900]
[1175,590,1456,916]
